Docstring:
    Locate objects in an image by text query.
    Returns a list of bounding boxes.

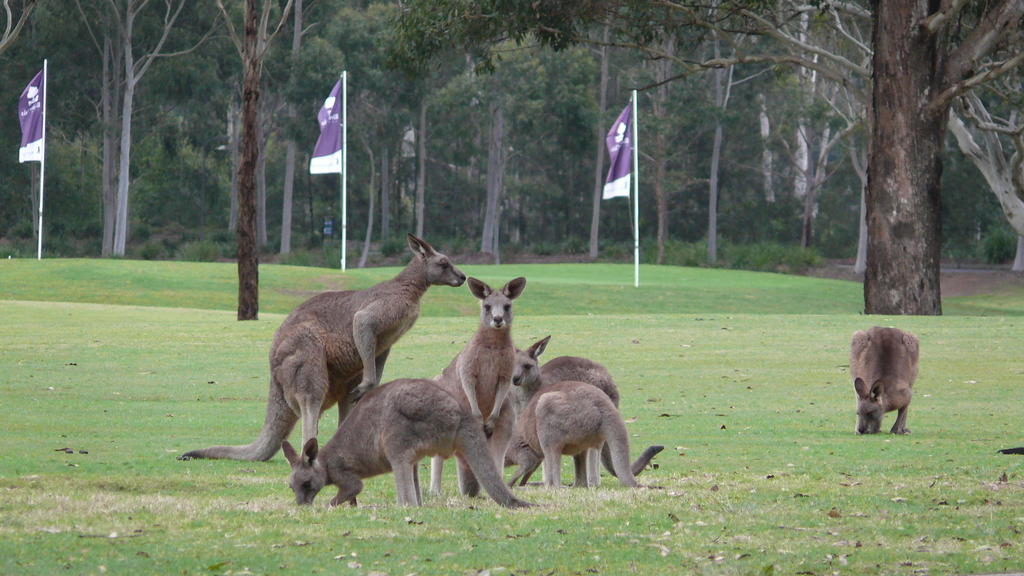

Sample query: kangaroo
[428,277,526,498]
[281,378,531,509]
[508,336,663,487]
[508,378,638,489]
[850,326,919,435]
[179,234,466,461]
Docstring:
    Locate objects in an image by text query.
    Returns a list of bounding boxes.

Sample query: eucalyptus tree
[217,0,293,320]
[949,82,1024,272]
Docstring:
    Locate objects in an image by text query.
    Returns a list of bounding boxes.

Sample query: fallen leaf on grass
[827,508,841,519]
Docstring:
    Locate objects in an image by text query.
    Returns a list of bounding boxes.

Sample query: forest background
[1,0,1021,273]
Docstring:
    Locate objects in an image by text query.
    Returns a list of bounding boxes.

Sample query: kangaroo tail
[631,445,665,476]
[178,380,297,462]
[602,416,638,487]
[456,420,532,508]
[998,447,1024,455]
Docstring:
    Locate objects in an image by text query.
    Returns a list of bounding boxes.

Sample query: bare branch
[134,0,188,79]
[73,0,105,56]
[737,7,870,78]
[928,52,1024,118]
[216,0,243,55]
[921,0,971,34]
[943,0,1024,88]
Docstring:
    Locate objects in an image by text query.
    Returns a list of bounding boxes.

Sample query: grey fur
[429,277,526,497]
[507,336,662,487]
[282,378,531,508]
[508,380,638,489]
[179,234,465,461]
[850,326,919,435]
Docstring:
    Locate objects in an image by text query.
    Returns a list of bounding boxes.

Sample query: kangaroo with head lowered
[507,336,663,487]
[179,235,466,461]
[850,326,919,435]
[429,277,526,497]
[282,378,531,508]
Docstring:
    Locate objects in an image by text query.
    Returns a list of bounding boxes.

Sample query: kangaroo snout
[451,272,467,286]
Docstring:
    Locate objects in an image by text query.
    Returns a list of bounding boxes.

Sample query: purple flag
[18,69,45,163]
[603,102,632,199]
[309,80,343,174]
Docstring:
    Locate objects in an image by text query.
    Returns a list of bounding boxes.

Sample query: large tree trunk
[588,25,610,259]
[279,0,302,255]
[481,103,506,256]
[865,1,946,315]
[237,0,261,321]
[415,100,427,238]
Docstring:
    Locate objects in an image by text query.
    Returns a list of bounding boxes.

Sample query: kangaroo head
[467,277,526,330]
[408,234,466,287]
[513,335,550,387]
[853,377,883,434]
[282,438,327,505]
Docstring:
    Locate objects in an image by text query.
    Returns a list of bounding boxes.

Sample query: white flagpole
[340,70,348,271]
[37,59,48,260]
[631,89,639,288]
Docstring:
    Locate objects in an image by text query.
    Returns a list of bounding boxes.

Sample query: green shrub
[722,243,821,274]
[278,249,326,268]
[176,240,222,262]
[380,236,406,257]
[136,240,166,260]
[983,229,1017,264]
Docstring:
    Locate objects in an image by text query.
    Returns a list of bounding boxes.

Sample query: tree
[0,0,36,56]
[218,0,293,320]
[865,1,1024,314]
[949,89,1024,272]
[393,0,1024,314]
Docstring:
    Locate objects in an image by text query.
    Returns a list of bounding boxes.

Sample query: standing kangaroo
[850,326,919,435]
[281,378,531,509]
[508,336,663,487]
[508,378,639,489]
[179,235,466,461]
[429,277,526,497]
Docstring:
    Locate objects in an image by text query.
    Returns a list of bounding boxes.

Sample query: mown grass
[2,298,1023,575]
[0,260,1023,575]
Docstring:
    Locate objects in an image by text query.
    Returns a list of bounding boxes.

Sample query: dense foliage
[0,0,1018,268]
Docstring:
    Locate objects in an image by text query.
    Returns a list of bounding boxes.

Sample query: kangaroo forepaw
[349,384,372,404]
[891,427,910,435]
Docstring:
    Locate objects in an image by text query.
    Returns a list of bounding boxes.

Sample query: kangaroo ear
[870,380,883,400]
[529,335,551,359]
[407,234,435,259]
[282,441,300,468]
[854,377,869,398]
[467,277,492,300]
[302,437,319,464]
[502,277,527,300]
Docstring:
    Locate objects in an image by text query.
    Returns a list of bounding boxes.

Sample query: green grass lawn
[1,260,1022,575]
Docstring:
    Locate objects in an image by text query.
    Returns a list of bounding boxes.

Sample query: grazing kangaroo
[179,234,466,461]
[508,378,638,489]
[281,378,531,509]
[428,277,526,497]
[850,326,919,435]
[508,336,663,487]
